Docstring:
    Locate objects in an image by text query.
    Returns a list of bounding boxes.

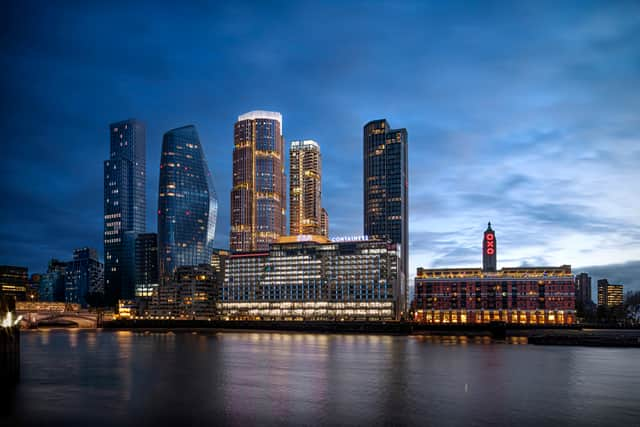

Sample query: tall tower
[158,125,218,281]
[104,119,145,306]
[290,140,322,235]
[363,119,408,314]
[231,111,286,252]
[482,222,497,272]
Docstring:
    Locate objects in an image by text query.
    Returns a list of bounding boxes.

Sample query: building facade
[597,279,623,308]
[220,237,402,320]
[151,264,218,319]
[413,224,576,325]
[363,119,408,315]
[104,119,146,305]
[0,266,28,302]
[158,125,218,281]
[574,272,592,315]
[39,259,68,302]
[230,111,286,252]
[65,248,104,307]
[290,140,324,236]
[320,208,329,238]
[135,233,159,298]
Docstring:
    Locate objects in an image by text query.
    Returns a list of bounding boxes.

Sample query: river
[4,330,639,426]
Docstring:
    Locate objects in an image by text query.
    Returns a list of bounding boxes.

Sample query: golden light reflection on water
[410,335,528,346]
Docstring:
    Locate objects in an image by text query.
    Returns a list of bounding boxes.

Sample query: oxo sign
[485,233,495,255]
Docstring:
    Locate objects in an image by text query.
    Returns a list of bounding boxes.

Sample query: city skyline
[1,2,639,292]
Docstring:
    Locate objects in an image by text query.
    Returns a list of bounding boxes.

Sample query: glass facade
[150,265,219,319]
[220,239,402,320]
[0,265,28,302]
[64,248,104,307]
[135,233,159,298]
[104,119,146,305]
[39,259,68,302]
[231,111,286,252]
[363,119,408,315]
[158,125,218,280]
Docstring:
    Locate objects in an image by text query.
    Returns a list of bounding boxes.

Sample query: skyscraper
[104,119,146,306]
[363,119,408,314]
[290,140,323,236]
[40,259,68,302]
[158,125,218,281]
[231,111,286,252]
[482,222,497,272]
[574,272,592,315]
[135,233,159,298]
[65,248,104,307]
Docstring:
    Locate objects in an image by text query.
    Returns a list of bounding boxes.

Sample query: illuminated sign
[331,235,369,243]
[296,235,313,242]
[485,233,495,255]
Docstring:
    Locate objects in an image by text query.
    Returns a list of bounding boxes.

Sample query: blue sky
[1,1,639,293]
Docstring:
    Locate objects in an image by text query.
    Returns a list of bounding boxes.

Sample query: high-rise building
[482,222,497,272]
[0,266,28,302]
[320,208,329,238]
[220,236,402,320]
[65,248,104,307]
[597,279,624,308]
[158,125,218,281]
[27,274,41,301]
[135,233,159,298]
[40,259,68,302]
[574,272,592,315]
[363,119,408,314]
[290,140,323,236]
[104,119,146,306]
[230,111,286,252]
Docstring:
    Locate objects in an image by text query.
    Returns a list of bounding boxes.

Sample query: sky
[1,1,639,294]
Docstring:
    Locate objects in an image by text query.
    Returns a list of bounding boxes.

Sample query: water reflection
[9,331,640,427]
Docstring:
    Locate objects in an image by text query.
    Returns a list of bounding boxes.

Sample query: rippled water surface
[4,330,639,426]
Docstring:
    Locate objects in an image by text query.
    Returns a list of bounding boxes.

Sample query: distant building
[320,208,329,238]
[65,248,104,307]
[413,224,576,325]
[210,249,230,276]
[230,111,286,252]
[27,273,41,301]
[0,266,28,302]
[158,125,218,281]
[40,259,68,302]
[363,119,408,316]
[220,236,402,320]
[104,119,146,306]
[597,279,624,308]
[574,272,592,315]
[135,233,159,299]
[152,264,218,319]
[290,140,324,236]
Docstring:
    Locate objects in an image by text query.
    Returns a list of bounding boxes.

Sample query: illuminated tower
[363,119,408,315]
[158,125,218,281]
[230,111,286,252]
[290,140,322,235]
[104,119,145,306]
[482,222,497,272]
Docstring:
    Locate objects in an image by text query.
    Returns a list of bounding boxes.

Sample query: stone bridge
[18,311,99,328]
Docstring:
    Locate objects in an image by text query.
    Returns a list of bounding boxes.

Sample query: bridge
[15,303,100,328]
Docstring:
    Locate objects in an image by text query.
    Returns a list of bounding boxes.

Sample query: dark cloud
[576,261,640,294]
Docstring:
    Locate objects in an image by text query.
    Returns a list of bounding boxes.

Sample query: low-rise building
[219,235,403,320]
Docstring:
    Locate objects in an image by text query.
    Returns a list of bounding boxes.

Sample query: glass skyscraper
[230,111,286,252]
[104,119,146,306]
[158,125,218,281]
[363,119,408,316]
[135,233,159,298]
[65,248,104,307]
